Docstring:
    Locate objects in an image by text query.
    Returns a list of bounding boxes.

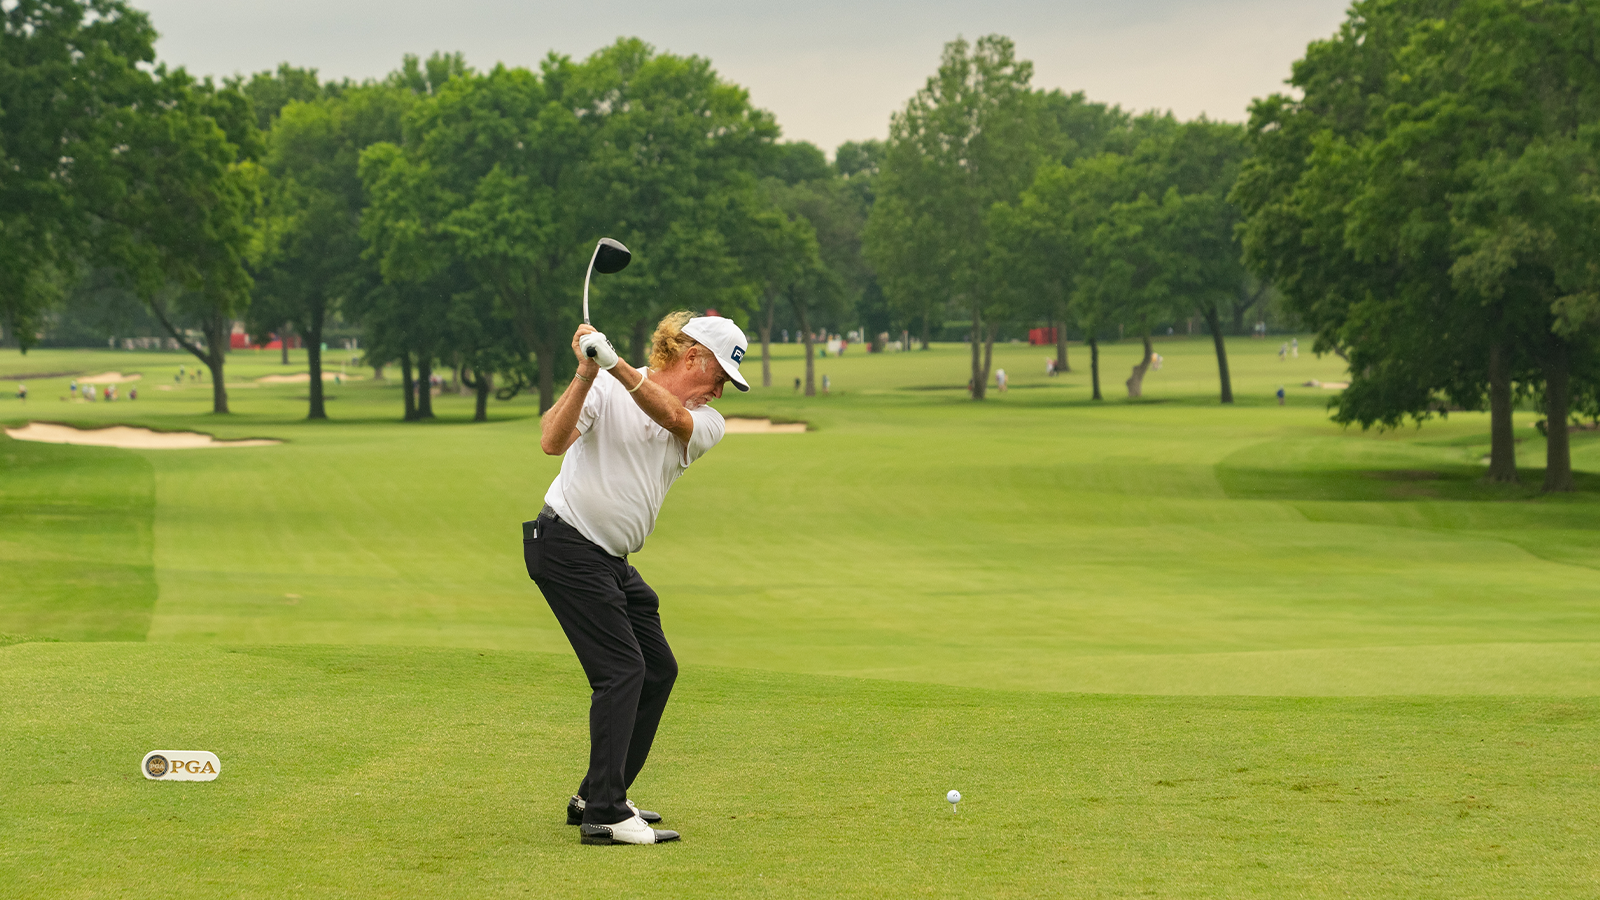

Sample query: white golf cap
[681,315,750,392]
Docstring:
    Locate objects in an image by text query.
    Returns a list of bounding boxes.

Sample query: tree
[99,73,260,414]
[0,0,158,351]
[730,191,812,387]
[574,40,779,368]
[755,143,870,395]
[1233,0,1600,491]
[866,36,1061,398]
[363,41,776,413]
[250,82,411,419]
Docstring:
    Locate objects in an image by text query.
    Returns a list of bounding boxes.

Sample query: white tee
[543,367,725,557]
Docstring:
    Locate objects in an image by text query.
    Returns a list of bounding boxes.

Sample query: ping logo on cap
[731,346,745,363]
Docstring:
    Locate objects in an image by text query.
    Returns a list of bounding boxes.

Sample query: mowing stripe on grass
[0,435,156,641]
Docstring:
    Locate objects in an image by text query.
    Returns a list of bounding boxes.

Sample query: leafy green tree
[236,63,331,132]
[752,141,872,394]
[0,0,157,351]
[575,39,779,367]
[1234,0,1600,491]
[362,41,775,413]
[99,73,260,413]
[866,35,1062,398]
[730,191,813,387]
[249,82,412,418]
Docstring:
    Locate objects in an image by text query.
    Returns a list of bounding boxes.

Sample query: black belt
[523,505,561,541]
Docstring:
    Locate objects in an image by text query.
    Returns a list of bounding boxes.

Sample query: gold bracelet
[627,369,649,393]
[574,371,593,383]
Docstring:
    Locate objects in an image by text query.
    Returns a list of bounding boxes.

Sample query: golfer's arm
[608,362,695,443]
[539,371,594,455]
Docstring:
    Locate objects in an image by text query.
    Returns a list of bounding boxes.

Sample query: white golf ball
[947,790,961,804]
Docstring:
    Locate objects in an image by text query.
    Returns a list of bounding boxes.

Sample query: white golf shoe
[579,813,680,846]
[567,795,661,825]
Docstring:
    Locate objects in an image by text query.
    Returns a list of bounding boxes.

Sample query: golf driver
[582,238,632,360]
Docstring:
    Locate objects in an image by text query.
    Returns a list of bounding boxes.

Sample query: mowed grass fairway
[3,336,1599,897]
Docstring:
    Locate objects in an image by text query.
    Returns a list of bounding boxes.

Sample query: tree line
[3,0,1596,489]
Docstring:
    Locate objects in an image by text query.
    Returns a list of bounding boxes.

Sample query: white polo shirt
[543,367,725,557]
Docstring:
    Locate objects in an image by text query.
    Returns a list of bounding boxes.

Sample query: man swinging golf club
[526,309,749,846]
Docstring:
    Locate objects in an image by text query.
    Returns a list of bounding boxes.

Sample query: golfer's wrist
[577,360,600,380]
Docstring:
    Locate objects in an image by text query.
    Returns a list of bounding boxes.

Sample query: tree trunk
[536,336,557,413]
[1202,303,1233,404]
[795,299,816,396]
[202,312,230,414]
[147,299,230,414]
[1089,337,1102,401]
[760,297,775,388]
[981,321,997,396]
[1486,340,1517,483]
[281,322,290,365]
[1125,332,1153,398]
[306,317,326,420]
[1542,338,1573,493]
[400,353,417,421]
[629,317,651,367]
[919,315,930,350]
[1054,318,1069,372]
[416,355,435,419]
[474,371,491,421]
[969,304,986,400]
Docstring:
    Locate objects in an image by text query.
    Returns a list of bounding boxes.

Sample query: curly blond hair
[649,310,700,371]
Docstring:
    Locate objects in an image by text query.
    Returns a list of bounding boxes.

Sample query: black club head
[592,238,631,275]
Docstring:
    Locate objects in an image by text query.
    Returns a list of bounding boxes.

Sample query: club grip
[585,347,597,358]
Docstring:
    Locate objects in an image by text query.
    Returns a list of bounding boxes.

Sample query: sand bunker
[78,372,143,385]
[1302,379,1351,390]
[256,372,364,384]
[4,422,280,449]
[724,417,806,434]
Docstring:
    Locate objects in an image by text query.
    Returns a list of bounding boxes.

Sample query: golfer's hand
[578,331,620,370]
[571,325,600,372]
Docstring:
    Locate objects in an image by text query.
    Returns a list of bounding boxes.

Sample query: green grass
[4,642,1598,899]
[2,335,1598,897]
[0,433,155,640]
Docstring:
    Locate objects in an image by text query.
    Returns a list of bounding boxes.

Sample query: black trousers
[524,507,678,826]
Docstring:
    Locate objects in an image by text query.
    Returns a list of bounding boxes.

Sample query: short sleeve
[681,406,725,466]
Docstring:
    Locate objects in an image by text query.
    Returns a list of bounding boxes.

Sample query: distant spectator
[70,381,78,397]
[1045,357,1056,376]
[1291,338,1299,359]
[17,383,26,403]
[1278,342,1287,361]
[1152,352,1163,371]
[995,368,1008,392]
[128,387,137,401]
[1276,385,1286,406]
[793,377,801,392]
[822,374,831,394]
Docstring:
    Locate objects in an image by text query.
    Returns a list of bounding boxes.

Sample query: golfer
[526,310,749,846]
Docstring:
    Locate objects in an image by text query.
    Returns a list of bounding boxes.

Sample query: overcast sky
[138,0,1351,152]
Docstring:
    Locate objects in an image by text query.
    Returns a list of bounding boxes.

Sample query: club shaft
[582,242,602,326]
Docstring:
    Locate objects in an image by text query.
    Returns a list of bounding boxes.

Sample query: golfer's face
[684,348,729,408]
